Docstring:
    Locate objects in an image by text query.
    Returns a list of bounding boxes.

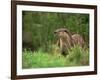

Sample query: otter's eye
[54,31,57,34]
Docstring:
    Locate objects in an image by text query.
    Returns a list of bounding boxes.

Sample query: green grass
[22,45,89,69]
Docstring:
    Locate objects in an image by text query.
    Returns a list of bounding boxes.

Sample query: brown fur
[72,34,85,48]
[54,28,84,55]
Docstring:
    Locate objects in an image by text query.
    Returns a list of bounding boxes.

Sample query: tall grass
[66,45,89,66]
[22,45,89,69]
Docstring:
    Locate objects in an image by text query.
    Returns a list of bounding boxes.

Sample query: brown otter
[54,28,85,56]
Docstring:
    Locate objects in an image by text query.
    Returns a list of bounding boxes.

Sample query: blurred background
[22,11,89,52]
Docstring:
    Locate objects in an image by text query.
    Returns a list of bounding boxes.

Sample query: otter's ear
[64,29,68,33]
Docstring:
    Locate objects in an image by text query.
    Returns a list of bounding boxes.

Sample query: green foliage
[22,11,89,51]
[22,48,66,68]
[22,45,89,68]
[22,11,89,69]
[66,45,89,66]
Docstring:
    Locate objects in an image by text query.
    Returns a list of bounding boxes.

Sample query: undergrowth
[22,45,89,69]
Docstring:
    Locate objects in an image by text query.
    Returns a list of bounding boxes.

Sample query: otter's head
[54,28,70,38]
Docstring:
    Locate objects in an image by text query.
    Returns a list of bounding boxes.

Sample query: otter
[54,28,85,56]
